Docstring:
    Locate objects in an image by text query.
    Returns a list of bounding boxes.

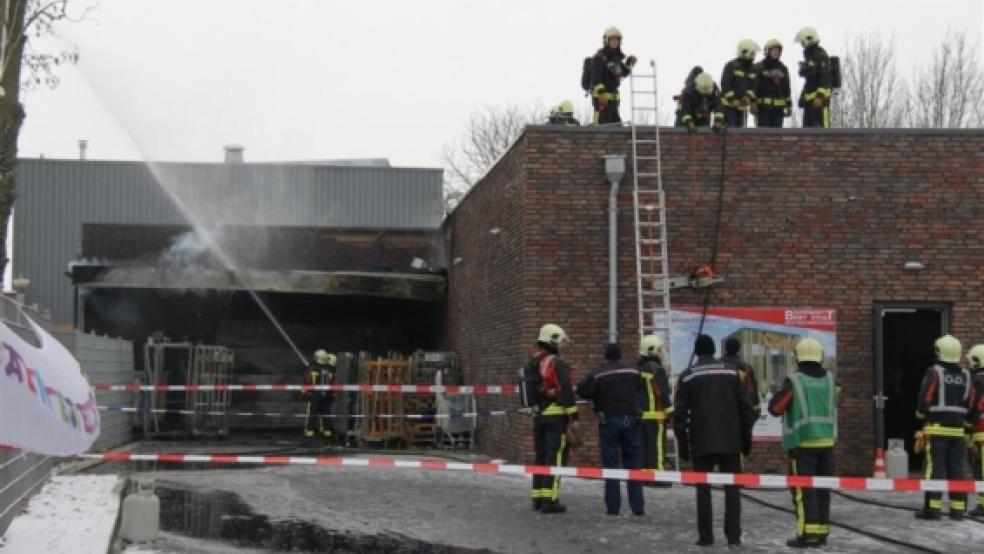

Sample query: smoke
[159,230,220,267]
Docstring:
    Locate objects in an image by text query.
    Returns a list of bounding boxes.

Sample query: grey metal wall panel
[0,450,54,536]
[13,159,443,323]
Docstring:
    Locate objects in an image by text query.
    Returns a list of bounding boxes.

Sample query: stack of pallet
[359,358,410,446]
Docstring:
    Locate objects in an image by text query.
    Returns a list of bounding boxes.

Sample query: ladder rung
[633,155,661,160]
[641,274,667,279]
[640,255,663,261]
[636,172,661,177]
[632,106,658,110]
[638,238,662,244]
[632,139,660,144]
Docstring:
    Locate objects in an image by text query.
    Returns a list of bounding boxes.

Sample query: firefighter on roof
[637,334,674,482]
[590,26,637,125]
[526,323,578,513]
[675,71,724,132]
[302,349,337,439]
[754,38,792,128]
[547,100,580,126]
[795,27,833,128]
[720,39,760,128]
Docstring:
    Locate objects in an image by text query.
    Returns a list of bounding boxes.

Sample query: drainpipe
[603,155,626,344]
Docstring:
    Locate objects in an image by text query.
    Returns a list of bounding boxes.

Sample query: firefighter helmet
[694,72,715,95]
[795,338,824,363]
[737,39,759,60]
[548,103,561,116]
[639,334,665,357]
[764,38,783,55]
[314,349,336,366]
[537,323,568,346]
[558,99,574,114]
[968,344,984,370]
[795,27,819,48]
[603,26,622,43]
[934,334,962,363]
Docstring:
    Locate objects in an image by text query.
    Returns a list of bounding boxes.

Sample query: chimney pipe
[78,139,88,160]
[223,144,245,164]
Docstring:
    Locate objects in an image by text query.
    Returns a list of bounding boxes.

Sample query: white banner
[0,310,99,456]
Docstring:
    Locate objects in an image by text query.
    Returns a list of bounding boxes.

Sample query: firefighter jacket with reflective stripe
[677,86,724,125]
[720,58,758,104]
[575,359,646,418]
[591,47,632,99]
[526,347,578,417]
[970,371,984,442]
[637,356,673,421]
[674,356,758,458]
[799,44,832,102]
[916,362,972,434]
[306,363,336,396]
[754,58,792,107]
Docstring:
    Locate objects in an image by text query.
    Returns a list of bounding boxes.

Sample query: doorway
[874,302,950,468]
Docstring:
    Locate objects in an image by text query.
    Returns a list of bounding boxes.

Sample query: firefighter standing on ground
[967,343,984,517]
[590,27,637,125]
[795,27,833,128]
[576,343,647,516]
[914,334,975,520]
[768,338,839,548]
[675,334,758,548]
[302,349,337,438]
[638,334,674,480]
[720,39,760,128]
[721,338,761,416]
[754,38,792,128]
[526,324,579,513]
[675,71,724,133]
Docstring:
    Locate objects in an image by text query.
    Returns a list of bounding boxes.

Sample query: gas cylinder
[121,479,160,543]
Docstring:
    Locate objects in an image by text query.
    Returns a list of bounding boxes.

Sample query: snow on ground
[0,475,123,554]
[123,532,268,554]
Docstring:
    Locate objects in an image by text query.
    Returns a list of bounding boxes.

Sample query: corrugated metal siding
[13,159,443,323]
[0,450,54,536]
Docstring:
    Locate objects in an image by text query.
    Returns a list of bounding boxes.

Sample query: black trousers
[756,107,785,128]
[693,453,742,544]
[802,103,830,127]
[924,436,967,513]
[723,107,747,127]
[788,447,835,539]
[532,415,569,502]
[641,419,668,470]
[304,394,334,435]
[593,98,621,125]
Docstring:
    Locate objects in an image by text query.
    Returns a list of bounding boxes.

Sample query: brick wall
[448,126,984,476]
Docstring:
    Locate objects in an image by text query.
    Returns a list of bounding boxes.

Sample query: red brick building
[446,126,984,475]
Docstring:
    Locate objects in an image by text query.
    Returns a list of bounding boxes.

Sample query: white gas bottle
[885,438,909,478]
[121,479,160,543]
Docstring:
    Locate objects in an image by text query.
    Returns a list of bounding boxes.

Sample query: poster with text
[668,307,837,440]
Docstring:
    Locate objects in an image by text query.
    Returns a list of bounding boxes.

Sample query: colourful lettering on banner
[4,343,24,383]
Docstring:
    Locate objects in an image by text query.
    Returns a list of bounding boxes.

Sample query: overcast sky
[16,0,984,168]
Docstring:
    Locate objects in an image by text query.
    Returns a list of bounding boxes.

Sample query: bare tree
[441,102,544,210]
[909,29,984,128]
[832,33,908,128]
[0,0,81,275]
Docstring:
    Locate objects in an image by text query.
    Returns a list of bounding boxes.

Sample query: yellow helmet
[794,27,819,47]
[314,349,336,366]
[935,334,962,363]
[603,26,622,43]
[639,334,665,357]
[694,72,715,95]
[548,103,561,116]
[537,323,568,346]
[736,39,759,60]
[968,344,984,370]
[764,38,783,54]
[558,99,574,114]
[794,338,823,363]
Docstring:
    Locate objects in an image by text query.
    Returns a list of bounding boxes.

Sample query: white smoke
[159,230,217,267]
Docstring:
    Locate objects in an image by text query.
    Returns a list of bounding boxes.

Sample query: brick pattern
[449,127,984,476]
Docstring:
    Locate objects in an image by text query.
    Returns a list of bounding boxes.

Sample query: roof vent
[223,144,245,164]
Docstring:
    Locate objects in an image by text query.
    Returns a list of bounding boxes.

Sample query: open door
[874,302,949,468]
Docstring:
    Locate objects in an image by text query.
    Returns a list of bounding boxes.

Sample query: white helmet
[968,344,984,370]
[934,335,962,363]
[736,39,760,60]
[694,72,715,95]
[639,335,665,357]
[314,349,336,366]
[794,27,820,48]
[603,26,622,43]
[537,324,568,346]
[794,338,823,364]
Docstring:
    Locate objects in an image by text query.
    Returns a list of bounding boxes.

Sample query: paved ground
[97,446,984,554]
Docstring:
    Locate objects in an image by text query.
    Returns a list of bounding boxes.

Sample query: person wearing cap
[674,334,757,548]
[525,323,579,514]
[768,338,839,548]
[590,26,637,125]
[913,334,974,520]
[638,335,674,481]
[576,343,647,515]
[967,343,984,516]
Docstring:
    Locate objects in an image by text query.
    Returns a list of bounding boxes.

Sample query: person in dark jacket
[638,335,674,480]
[576,343,647,515]
[547,100,580,126]
[526,323,579,514]
[768,338,839,548]
[721,338,761,416]
[675,71,724,132]
[675,334,757,548]
[754,38,793,128]
[913,334,975,520]
[590,26,637,125]
[302,350,337,438]
[795,27,832,128]
[720,39,760,128]
[968,344,984,517]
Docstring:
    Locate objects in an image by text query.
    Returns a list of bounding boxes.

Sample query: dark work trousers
[532,415,569,502]
[923,436,968,513]
[972,443,984,506]
[802,104,830,127]
[756,107,785,127]
[599,415,645,514]
[692,453,742,545]
[593,97,622,124]
[304,394,334,436]
[788,447,836,539]
[641,419,667,470]
[723,106,747,127]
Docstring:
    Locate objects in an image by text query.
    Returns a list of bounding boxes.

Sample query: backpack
[519,354,560,408]
[581,57,593,93]
[829,56,842,89]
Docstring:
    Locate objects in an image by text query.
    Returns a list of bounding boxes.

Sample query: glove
[812,96,826,109]
[748,102,758,115]
[687,120,696,134]
[913,430,926,454]
[626,55,637,67]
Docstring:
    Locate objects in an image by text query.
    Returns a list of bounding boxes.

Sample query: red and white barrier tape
[93,383,518,394]
[98,405,512,419]
[76,451,984,493]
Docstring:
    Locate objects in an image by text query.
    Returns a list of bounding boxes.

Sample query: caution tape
[76,451,984,493]
[92,383,518,394]
[98,405,514,419]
